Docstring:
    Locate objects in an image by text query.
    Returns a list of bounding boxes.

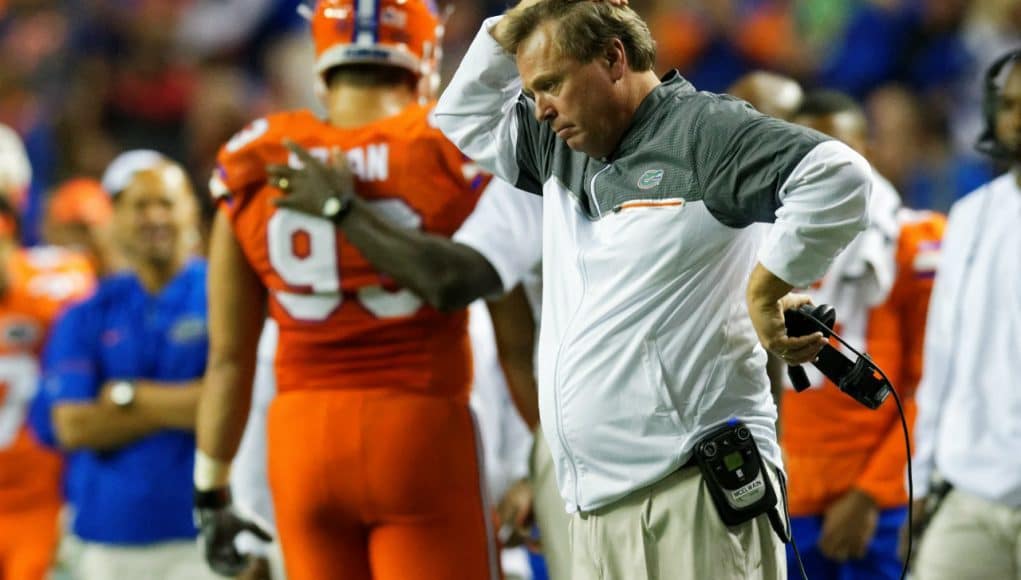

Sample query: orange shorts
[0,501,61,580]
[267,389,499,580]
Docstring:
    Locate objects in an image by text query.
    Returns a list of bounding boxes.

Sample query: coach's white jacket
[434,18,871,513]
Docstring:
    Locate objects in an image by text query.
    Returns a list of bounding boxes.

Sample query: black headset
[975,48,1021,159]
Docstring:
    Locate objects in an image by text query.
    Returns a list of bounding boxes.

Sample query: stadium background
[0,0,1018,578]
[3,0,1019,246]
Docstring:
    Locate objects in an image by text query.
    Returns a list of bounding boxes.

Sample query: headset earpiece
[976,48,1021,158]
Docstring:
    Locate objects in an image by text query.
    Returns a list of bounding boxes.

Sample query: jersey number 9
[267,205,424,321]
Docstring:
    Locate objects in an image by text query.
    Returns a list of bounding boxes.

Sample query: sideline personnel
[430,0,871,577]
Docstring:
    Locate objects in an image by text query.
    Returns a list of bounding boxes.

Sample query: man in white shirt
[910,48,1021,580]
[430,1,870,578]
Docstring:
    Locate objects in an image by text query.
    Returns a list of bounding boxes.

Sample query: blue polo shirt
[41,259,208,545]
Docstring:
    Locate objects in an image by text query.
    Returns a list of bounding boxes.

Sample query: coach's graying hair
[500,0,656,72]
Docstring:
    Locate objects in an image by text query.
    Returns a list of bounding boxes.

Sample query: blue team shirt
[41,259,208,545]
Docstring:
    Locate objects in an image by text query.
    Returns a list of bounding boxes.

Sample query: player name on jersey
[286,143,390,183]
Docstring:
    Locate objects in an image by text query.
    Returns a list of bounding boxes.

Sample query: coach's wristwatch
[109,380,136,408]
[322,195,353,224]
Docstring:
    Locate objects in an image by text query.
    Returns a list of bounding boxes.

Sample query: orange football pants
[267,389,499,580]
[0,501,60,580]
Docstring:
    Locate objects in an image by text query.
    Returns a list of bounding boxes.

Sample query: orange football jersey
[212,105,487,398]
[782,210,946,515]
[0,247,94,512]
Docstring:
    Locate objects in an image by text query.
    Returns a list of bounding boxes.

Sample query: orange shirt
[0,247,93,512]
[213,105,486,398]
[782,210,946,515]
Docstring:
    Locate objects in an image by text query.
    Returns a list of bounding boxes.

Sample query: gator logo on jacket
[637,169,664,190]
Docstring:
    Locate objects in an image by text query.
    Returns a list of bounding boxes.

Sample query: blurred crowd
[0,1,1018,580]
[1,0,1019,247]
[0,0,314,244]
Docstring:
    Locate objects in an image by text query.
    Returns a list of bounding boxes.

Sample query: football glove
[194,487,273,577]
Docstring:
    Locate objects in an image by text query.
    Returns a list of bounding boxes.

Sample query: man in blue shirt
[42,152,219,580]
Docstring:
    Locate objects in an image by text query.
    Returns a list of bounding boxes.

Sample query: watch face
[323,197,343,217]
[111,382,134,406]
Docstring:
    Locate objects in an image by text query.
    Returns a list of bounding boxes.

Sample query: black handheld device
[784,304,892,409]
[779,305,914,580]
[693,420,778,527]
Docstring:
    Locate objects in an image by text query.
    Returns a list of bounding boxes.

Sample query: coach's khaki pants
[530,428,571,580]
[568,464,786,580]
[914,488,1021,579]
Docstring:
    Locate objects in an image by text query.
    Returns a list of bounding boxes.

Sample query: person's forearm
[197,357,255,461]
[340,198,503,310]
[499,355,540,430]
[487,286,541,429]
[197,210,266,465]
[134,381,202,430]
[747,263,794,310]
[53,403,164,451]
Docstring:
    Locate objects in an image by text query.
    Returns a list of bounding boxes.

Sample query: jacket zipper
[552,247,588,513]
[551,166,606,511]
[587,164,612,218]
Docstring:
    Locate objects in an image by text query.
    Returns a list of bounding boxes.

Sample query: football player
[193,2,499,579]
[0,142,94,578]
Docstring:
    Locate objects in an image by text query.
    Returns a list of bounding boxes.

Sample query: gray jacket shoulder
[678,91,829,227]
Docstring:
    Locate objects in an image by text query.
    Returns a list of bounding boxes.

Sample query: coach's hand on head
[511,0,627,11]
[268,141,356,219]
[494,0,629,48]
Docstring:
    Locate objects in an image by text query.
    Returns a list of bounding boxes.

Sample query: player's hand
[268,141,355,220]
[497,478,540,551]
[237,556,272,580]
[818,488,878,562]
[195,488,273,577]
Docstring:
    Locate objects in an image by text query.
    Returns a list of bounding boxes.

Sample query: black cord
[790,532,810,580]
[798,310,914,580]
[888,386,913,580]
[774,470,810,580]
